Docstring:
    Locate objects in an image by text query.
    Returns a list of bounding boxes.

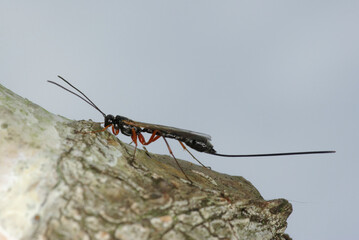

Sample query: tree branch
[0,83,292,240]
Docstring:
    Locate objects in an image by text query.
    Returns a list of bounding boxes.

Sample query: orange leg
[178,141,210,169]
[129,130,192,183]
[163,137,192,183]
[133,130,162,160]
[138,133,145,145]
[81,124,112,134]
[112,125,120,135]
[147,130,161,144]
[138,130,161,146]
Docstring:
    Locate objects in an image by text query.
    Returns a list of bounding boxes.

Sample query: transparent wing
[123,120,212,141]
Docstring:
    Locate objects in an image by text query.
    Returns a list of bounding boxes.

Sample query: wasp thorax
[115,115,128,122]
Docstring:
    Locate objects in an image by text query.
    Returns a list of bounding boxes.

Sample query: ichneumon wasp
[48,76,335,182]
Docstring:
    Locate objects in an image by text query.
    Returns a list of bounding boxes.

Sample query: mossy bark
[0,84,292,240]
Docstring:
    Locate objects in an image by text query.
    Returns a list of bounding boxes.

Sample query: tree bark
[0,83,292,240]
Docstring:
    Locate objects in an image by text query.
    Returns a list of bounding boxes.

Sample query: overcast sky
[1,1,358,239]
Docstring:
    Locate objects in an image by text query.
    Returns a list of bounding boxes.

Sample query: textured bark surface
[0,84,292,240]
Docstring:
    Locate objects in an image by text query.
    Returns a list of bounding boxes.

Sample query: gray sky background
[1,1,357,239]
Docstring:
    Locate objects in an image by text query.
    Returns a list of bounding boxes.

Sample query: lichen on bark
[0,84,292,240]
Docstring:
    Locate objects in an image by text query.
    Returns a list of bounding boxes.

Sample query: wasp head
[104,114,115,127]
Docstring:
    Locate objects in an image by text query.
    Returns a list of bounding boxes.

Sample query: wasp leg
[142,146,152,158]
[111,125,120,135]
[163,137,192,183]
[178,141,211,170]
[80,124,112,134]
[131,128,138,161]
[136,131,159,158]
[138,130,161,146]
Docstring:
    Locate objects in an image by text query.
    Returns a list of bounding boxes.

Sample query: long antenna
[47,76,106,117]
[211,150,336,157]
[56,76,102,113]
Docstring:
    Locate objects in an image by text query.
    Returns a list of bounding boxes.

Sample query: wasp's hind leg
[163,137,192,183]
[178,141,211,170]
